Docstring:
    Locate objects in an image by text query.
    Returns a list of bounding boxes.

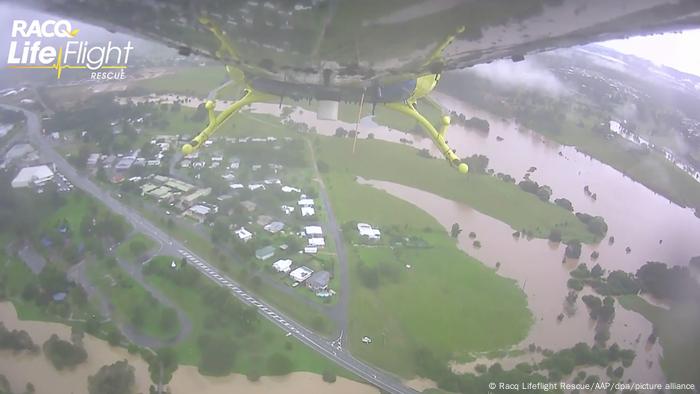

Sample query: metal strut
[181,88,272,155]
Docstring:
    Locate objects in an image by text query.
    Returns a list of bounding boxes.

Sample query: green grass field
[86,257,180,341]
[322,165,532,377]
[618,295,700,387]
[139,66,229,97]
[116,233,157,261]
[316,136,598,243]
[144,257,347,377]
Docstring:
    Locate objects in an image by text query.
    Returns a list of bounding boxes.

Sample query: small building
[281,205,295,215]
[272,259,292,273]
[289,266,313,282]
[357,223,381,240]
[185,204,211,222]
[298,198,314,207]
[308,237,325,248]
[115,157,135,171]
[301,206,315,217]
[281,186,301,193]
[255,245,276,261]
[304,226,323,237]
[11,165,54,188]
[264,221,285,234]
[86,153,100,167]
[306,270,331,291]
[248,183,265,191]
[235,227,253,242]
[303,246,318,254]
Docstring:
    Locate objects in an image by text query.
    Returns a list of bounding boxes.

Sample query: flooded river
[359,179,663,384]
[0,303,377,394]
[122,92,700,385]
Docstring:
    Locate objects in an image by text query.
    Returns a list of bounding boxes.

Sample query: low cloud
[468,59,569,97]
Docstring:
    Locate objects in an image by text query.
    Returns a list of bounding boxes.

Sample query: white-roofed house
[184,204,211,222]
[304,226,323,237]
[308,237,325,248]
[289,266,314,282]
[357,223,381,241]
[300,206,315,217]
[264,221,285,234]
[272,259,292,273]
[298,198,314,206]
[235,227,253,242]
[11,165,54,188]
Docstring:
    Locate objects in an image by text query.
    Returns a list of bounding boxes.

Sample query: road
[5,104,417,394]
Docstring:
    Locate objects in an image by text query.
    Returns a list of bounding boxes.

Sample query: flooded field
[0,303,378,394]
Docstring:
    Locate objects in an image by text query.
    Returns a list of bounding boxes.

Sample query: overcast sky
[601,29,700,77]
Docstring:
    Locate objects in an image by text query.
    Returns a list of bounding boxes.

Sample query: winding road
[2,103,418,394]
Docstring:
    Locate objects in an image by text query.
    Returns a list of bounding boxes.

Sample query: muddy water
[0,303,378,394]
[128,93,700,272]
[0,302,152,394]
[359,179,664,384]
[431,93,700,270]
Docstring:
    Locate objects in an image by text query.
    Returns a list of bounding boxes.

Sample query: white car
[361,336,372,344]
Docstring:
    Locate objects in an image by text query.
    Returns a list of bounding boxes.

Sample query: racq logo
[6,19,134,80]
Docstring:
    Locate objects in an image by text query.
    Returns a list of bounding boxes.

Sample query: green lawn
[539,113,700,210]
[144,257,348,377]
[116,233,157,261]
[86,257,179,341]
[323,169,532,377]
[618,295,700,387]
[139,66,229,97]
[316,136,598,243]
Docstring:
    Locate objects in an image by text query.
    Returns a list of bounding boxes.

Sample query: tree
[554,198,574,211]
[88,360,135,394]
[548,229,562,243]
[129,239,148,259]
[148,347,178,385]
[322,369,337,383]
[267,353,293,375]
[197,335,237,376]
[0,323,39,353]
[565,241,582,259]
[450,223,462,238]
[43,334,88,370]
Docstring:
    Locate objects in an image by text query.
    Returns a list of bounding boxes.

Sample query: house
[248,183,265,191]
[303,246,318,254]
[235,227,253,242]
[255,245,276,261]
[357,223,381,240]
[281,186,301,193]
[308,237,325,247]
[86,153,100,167]
[185,204,211,222]
[264,221,285,234]
[306,270,331,291]
[289,266,313,282]
[179,187,212,208]
[301,206,315,217]
[115,157,135,171]
[230,183,244,190]
[298,198,314,207]
[11,165,54,188]
[272,259,292,273]
[304,226,323,237]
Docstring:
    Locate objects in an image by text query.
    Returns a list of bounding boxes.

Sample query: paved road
[6,104,417,394]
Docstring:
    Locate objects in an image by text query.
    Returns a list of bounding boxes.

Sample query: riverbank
[0,302,379,394]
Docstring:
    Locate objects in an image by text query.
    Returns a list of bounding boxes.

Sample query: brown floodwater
[121,93,696,385]
[0,303,378,394]
[359,179,664,385]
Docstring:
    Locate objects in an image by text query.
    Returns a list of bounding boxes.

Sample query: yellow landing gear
[181,88,273,154]
[385,74,468,174]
